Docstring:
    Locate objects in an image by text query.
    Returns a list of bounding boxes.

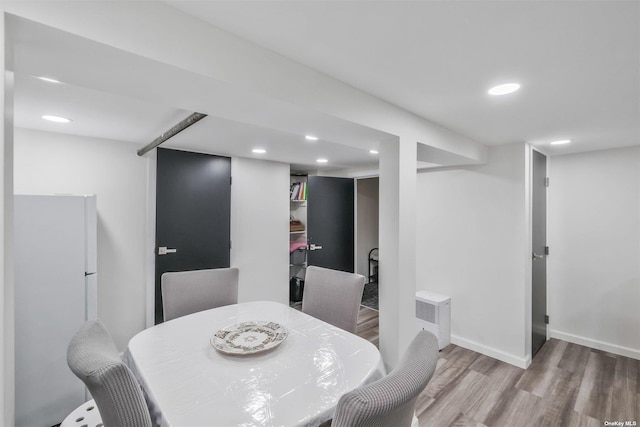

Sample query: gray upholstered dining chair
[302,265,365,334]
[331,330,439,427]
[66,320,152,427]
[161,267,239,321]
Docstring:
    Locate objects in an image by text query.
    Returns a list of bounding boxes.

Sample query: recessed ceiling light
[369,150,379,155]
[37,76,62,84]
[550,139,571,145]
[488,83,521,96]
[42,115,72,123]
[252,148,266,154]
[316,158,328,163]
[305,135,318,141]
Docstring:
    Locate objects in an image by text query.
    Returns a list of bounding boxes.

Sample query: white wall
[231,157,289,304]
[356,177,379,280]
[416,143,529,367]
[548,146,640,358]
[14,128,148,350]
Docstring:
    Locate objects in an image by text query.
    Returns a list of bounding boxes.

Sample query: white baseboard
[549,329,640,361]
[450,335,529,369]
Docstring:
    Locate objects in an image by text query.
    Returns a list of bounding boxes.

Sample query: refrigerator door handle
[85,274,98,322]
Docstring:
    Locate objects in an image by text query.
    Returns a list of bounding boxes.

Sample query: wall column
[378,136,417,369]
[2,9,16,425]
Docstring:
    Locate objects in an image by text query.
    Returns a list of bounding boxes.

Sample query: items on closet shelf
[290,242,307,265]
[290,219,305,232]
[290,181,307,201]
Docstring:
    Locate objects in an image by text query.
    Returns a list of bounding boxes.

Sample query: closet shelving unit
[289,175,308,304]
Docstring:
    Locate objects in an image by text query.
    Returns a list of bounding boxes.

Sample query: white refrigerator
[14,195,98,427]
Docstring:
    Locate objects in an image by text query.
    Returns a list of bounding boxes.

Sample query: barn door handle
[532,252,544,260]
[309,244,323,251]
[158,247,177,255]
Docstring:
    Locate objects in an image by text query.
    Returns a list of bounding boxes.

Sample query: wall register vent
[416,290,451,350]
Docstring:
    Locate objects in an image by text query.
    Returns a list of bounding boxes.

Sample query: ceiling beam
[137,112,207,156]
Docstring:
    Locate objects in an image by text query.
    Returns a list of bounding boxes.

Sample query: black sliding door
[307,176,354,272]
[155,148,231,324]
[532,150,548,357]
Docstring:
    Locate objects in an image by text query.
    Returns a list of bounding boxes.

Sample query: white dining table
[123,301,386,427]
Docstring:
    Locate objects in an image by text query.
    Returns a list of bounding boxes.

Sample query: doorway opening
[356,177,379,310]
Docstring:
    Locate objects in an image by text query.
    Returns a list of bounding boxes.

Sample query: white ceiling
[10,0,640,169]
[14,74,380,171]
[165,0,640,155]
[14,73,192,144]
[9,15,386,172]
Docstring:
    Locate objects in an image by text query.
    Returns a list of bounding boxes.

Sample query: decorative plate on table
[211,321,288,355]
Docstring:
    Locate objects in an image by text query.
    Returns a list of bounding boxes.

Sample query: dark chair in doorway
[361,248,379,310]
[368,248,378,284]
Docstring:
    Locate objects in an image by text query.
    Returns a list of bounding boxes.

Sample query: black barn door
[307,176,354,272]
[155,148,231,323]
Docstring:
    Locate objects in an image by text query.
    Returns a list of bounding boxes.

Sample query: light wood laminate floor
[354,306,638,427]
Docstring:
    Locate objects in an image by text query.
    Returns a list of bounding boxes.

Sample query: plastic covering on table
[124,301,385,427]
